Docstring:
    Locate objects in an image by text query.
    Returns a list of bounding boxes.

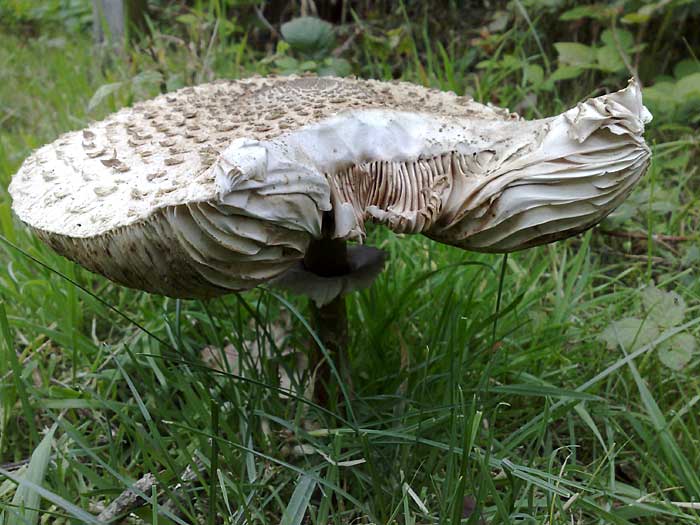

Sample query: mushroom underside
[34,131,649,300]
[16,78,651,299]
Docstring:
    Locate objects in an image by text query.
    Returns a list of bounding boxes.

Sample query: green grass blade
[7,424,56,525]
[625,351,700,499]
[279,475,317,525]
[0,302,38,444]
[0,235,173,351]
[0,464,100,525]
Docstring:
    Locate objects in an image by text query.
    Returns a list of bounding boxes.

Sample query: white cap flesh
[9,76,651,298]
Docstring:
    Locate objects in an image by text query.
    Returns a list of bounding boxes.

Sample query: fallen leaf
[601,317,659,351]
[642,285,686,328]
[658,332,696,371]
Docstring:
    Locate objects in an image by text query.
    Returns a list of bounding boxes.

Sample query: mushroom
[8,75,651,401]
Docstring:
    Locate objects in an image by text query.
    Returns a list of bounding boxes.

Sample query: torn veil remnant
[9,76,651,301]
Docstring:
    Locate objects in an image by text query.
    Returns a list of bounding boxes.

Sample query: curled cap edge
[565,78,653,144]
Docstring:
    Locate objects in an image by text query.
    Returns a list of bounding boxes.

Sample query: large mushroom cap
[9,76,651,298]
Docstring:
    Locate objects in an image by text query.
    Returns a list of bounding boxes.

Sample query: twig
[301,0,318,17]
[610,20,639,81]
[254,4,281,40]
[161,455,207,516]
[332,26,363,57]
[0,459,31,472]
[618,253,673,265]
[0,108,18,128]
[598,228,686,255]
[143,41,169,94]
[598,229,691,243]
[0,337,52,383]
[97,473,157,522]
[200,17,220,83]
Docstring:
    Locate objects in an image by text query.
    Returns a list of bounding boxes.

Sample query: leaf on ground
[658,332,696,371]
[601,317,659,351]
[642,285,686,328]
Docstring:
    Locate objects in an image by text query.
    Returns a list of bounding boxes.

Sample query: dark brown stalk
[303,236,350,408]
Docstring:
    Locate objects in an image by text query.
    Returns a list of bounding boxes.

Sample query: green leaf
[621,9,651,24]
[554,42,596,66]
[9,425,56,525]
[175,13,199,26]
[560,4,615,21]
[318,57,352,77]
[601,29,634,53]
[0,201,15,244]
[279,475,317,525]
[603,200,636,226]
[675,73,700,99]
[276,40,291,54]
[658,332,696,371]
[682,245,700,266]
[477,55,521,72]
[500,54,523,70]
[597,45,625,72]
[643,81,678,115]
[299,60,318,72]
[525,64,544,86]
[280,17,335,58]
[487,10,510,32]
[601,317,659,351]
[674,59,700,79]
[642,285,686,328]
[273,56,300,73]
[622,3,665,25]
[541,65,584,91]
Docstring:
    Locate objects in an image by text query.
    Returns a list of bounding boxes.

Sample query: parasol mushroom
[8,75,652,402]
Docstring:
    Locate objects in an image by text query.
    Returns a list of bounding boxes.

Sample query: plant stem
[303,237,350,407]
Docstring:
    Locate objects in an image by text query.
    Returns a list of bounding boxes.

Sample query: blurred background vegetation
[2,1,700,524]
[2,0,699,118]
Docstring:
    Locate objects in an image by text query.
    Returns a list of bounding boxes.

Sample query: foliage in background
[0,0,91,33]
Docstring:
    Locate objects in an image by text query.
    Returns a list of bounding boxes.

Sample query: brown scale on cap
[12,75,507,238]
[118,75,508,171]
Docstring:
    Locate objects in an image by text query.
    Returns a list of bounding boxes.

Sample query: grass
[1,7,700,524]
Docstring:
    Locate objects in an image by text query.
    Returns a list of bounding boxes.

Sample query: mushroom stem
[303,237,351,407]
